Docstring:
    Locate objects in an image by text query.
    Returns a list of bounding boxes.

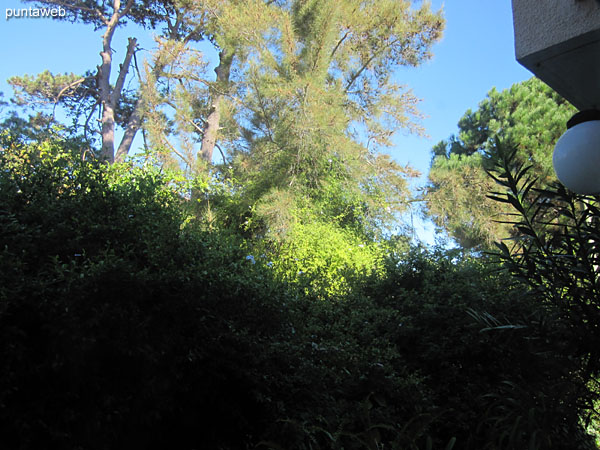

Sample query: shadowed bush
[1,138,596,449]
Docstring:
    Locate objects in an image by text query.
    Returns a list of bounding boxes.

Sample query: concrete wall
[513,0,600,60]
[512,0,600,110]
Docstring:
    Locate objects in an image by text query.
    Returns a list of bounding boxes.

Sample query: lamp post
[553,110,600,195]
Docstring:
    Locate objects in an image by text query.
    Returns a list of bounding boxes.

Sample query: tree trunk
[199,50,233,163]
[98,13,119,162]
[98,0,135,163]
[115,105,143,162]
[100,104,116,162]
[100,35,139,162]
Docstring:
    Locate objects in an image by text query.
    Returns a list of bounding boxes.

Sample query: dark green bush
[363,247,596,449]
[1,138,595,449]
[257,245,596,449]
[0,139,291,449]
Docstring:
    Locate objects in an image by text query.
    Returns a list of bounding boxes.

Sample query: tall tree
[8,0,444,242]
[425,78,576,250]
[9,0,204,162]
[170,0,445,238]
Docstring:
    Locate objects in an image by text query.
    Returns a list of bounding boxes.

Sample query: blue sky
[0,0,534,243]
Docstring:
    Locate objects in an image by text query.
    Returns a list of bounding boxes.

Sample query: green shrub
[0,139,290,449]
[266,219,385,298]
[362,247,596,449]
[1,137,594,450]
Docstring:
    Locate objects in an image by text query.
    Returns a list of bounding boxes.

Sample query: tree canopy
[3,4,600,447]
[425,77,576,250]
[10,0,201,161]
[7,0,444,244]
[197,0,443,240]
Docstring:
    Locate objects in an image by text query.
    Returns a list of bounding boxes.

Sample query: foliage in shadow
[0,138,597,449]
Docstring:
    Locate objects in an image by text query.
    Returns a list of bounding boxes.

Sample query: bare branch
[215,142,227,164]
[115,105,143,162]
[111,37,137,107]
[330,30,350,59]
[187,117,208,134]
[51,77,86,117]
[83,100,100,144]
[162,135,192,168]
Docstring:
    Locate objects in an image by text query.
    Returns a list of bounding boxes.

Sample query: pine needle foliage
[426,78,576,250]
[198,0,444,239]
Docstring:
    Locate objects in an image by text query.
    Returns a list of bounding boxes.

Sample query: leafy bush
[259,244,596,449]
[486,147,600,449]
[1,137,595,450]
[0,139,291,449]
[265,219,386,298]
[364,247,596,449]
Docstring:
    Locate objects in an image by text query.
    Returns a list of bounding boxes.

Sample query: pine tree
[9,0,202,162]
[425,78,576,250]
[177,0,445,238]
[7,0,444,240]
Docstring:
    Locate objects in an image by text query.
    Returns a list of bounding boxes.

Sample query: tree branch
[330,30,350,59]
[34,0,109,23]
[167,8,184,37]
[111,37,137,107]
[162,135,192,168]
[52,77,86,117]
[344,37,401,93]
[116,40,173,161]
[186,116,208,134]
[215,142,227,164]
[118,0,135,19]
[84,100,100,144]
[115,103,143,162]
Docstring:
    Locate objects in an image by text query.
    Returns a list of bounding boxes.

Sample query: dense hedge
[0,141,290,449]
[0,140,596,449]
[363,249,596,449]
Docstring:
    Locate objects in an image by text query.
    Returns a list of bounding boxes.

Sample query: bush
[0,139,291,449]
[265,219,386,298]
[258,245,595,449]
[364,247,596,449]
[1,138,595,449]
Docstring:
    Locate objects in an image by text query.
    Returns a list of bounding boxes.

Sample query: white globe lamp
[553,110,600,195]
